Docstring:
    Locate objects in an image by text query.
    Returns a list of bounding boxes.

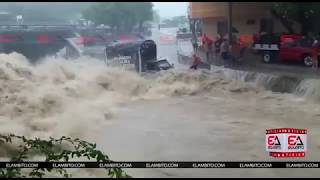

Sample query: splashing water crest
[1,52,320,177]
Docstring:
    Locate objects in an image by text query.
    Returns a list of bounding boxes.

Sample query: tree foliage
[82,2,153,33]
[0,134,131,178]
[0,2,93,23]
[153,10,160,24]
[162,16,188,27]
[272,2,320,35]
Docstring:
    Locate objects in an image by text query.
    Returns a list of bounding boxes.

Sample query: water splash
[0,52,320,177]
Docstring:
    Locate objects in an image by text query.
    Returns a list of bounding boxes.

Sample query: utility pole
[228,2,233,45]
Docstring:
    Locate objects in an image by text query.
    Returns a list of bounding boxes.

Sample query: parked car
[253,33,318,67]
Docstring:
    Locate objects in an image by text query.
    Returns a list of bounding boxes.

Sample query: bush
[0,134,131,178]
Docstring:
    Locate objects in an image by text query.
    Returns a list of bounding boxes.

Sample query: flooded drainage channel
[210,66,320,102]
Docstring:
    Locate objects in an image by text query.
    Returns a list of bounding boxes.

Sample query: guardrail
[0,25,86,31]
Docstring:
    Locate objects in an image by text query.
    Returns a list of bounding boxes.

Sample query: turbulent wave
[0,53,320,177]
[212,66,320,102]
[294,79,320,102]
[0,53,262,141]
[0,53,319,140]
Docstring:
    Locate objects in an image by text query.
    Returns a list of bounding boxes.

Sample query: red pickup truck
[253,33,318,67]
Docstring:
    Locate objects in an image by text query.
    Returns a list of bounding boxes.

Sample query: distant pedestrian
[214,35,222,56]
[191,37,198,52]
[312,39,319,70]
[206,37,213,62]
[201,33,208,48]
[220,38,229,60]
[201,33,213,62]
[312,53,318,70]
[16,15,23,25]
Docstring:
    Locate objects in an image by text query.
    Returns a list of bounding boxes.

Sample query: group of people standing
[190,33,243,70]
[189,31,320,72]
[191,33,214,62]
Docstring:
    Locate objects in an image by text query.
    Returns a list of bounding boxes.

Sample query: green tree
[272,2,320,35]
[153,10,160,24]
[172,16,188,25]
[0,134,131,178]
[0,2,93,23]
[161,16,188,28]
[82,2,153,34]
[133,2,153,31]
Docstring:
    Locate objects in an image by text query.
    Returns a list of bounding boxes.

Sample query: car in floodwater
[0,23,172,73]
[145,58,174,72]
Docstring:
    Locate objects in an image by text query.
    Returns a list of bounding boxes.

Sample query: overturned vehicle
[0,25,173,73]
[105,39,174,73]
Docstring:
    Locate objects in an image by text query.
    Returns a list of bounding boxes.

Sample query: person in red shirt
[201,33,213,62]
[190,53,201,70]
[201,33,208,47]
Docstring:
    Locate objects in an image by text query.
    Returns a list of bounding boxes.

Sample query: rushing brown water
[1,28,320,177]
[0,52,265,140]
[1,52,320,177]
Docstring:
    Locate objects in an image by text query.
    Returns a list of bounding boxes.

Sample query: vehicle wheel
[262,52,272,63]
[303,55,313,67]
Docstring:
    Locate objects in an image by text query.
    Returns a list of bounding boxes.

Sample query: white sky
[152,2,188,19]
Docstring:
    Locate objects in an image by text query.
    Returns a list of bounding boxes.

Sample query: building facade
[189,2,301,43]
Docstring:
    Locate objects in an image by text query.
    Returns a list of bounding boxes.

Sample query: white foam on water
[1,52,320,177]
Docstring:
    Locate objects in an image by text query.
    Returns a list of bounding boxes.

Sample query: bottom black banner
[1,162,320,168]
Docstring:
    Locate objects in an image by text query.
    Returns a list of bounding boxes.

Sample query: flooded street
[99,94,320,177]
[95,28,320,177]
[0,27,320,178]
[152,27,187,70]
[2,1,320,178]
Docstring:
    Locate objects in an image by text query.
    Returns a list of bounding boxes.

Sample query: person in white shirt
[16,15,23,25]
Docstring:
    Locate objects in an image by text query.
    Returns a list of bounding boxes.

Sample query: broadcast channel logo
[266,128,307,158]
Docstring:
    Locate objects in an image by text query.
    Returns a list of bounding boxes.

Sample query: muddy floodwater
[0,28,320,178]
[98,28,320,177]
[99,92,320,177]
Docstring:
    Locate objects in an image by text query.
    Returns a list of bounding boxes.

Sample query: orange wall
[190,2,228,19]
[190,2,301,38]
[190,2,271,19]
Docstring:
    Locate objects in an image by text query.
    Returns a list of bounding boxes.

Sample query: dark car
[105,39,174,72]
[146,59,174,72]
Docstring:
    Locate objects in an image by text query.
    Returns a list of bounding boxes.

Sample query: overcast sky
[152,2,188,19]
